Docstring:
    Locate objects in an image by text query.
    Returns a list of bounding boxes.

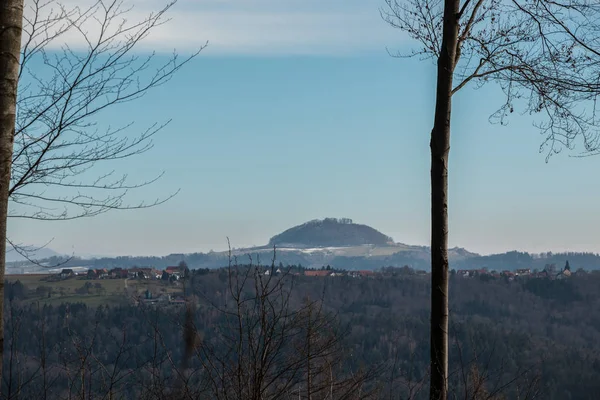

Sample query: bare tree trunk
[429,0,459,399]
[0,0,24,387]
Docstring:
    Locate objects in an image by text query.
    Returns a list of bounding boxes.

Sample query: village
[1,259,584,311]
[52,259,579,283]
[454,260,577,280]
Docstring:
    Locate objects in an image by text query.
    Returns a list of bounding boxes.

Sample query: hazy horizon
[9,215,600,260]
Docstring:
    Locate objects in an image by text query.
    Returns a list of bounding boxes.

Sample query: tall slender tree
[1,0,203,383]
[0,0,25,386]
[383,0,600,398]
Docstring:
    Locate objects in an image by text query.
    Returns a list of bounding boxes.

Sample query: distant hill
[452,251,600,272]
[19,248,600,274]
[6,245,62,263]
[268,218,394,248]
[8,219,600,273]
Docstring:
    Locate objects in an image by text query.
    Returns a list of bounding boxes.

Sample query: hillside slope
[268,218,394,247]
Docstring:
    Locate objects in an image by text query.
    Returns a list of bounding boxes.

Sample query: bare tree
[0,0,25,389]
[448,325,542,400]
[196,250,378,399]
[0,0,203,388]
[384,332,428,400]
[382,1,600,398]
[12,0,203,222]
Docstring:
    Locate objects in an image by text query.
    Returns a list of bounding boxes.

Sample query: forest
[3,0,600,399]
[2,265,599,399]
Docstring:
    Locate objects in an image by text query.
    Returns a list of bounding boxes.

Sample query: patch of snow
[275,245,373,255]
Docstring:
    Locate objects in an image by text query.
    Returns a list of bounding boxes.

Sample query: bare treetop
[11,0,205,221]
[383,0,600,159]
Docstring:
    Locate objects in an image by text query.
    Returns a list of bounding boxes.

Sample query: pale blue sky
[8,0,600,257]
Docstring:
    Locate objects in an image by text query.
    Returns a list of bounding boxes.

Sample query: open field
[6,274,182,307]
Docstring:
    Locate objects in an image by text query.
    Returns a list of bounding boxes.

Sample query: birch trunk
[0,0,24,385]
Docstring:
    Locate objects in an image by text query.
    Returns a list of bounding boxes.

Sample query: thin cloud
[24,0,406,55]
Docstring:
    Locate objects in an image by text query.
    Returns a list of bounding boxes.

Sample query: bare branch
[12,0,206,221]
[384,0,600,159]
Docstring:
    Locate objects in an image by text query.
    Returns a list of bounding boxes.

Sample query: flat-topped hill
[268,218,394,248]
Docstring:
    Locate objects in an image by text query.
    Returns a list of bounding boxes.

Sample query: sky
[8,0,600,257]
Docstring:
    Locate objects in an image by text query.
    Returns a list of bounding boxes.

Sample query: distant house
[502,271,515,281]
[139,267,153,279]
[556,268,572,280]
[127,267,152,279]
[349,270,376,278]
[87,269,99,279]
[87,269,109,279]
[60,269,74,279]
[109,268,128,279]
[165,266,182,279]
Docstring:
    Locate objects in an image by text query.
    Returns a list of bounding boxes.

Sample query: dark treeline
[2,265,600,399]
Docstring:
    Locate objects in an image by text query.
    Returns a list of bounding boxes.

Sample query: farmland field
[5,274,181,307]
